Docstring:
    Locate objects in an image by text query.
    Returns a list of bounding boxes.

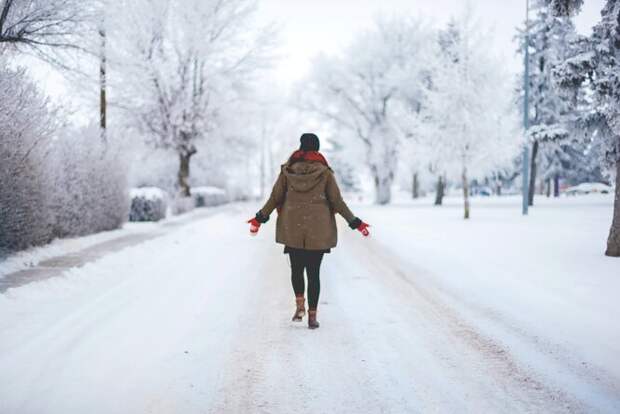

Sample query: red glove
[247,218,261,235]
[357,222,370,237]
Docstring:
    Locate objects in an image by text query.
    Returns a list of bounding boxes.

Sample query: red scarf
[289,150,329,166]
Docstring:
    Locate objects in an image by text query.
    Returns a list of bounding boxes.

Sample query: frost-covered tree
[545,0,584,16]
[301,17,435,204]
[419,21,459,206]
[551,132,605,187]
[517,0,579,205]
[552,0,620,257]
[0,0,91,63]
[532,125,572,195]
[0,0,116,145]
[327,139,361,193]
[419,13,520,219]
[114,0,272,197]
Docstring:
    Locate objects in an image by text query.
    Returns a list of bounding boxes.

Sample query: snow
[192,186,228,206]
[0,203,224,279]
[191,186,226,195]
[363,193,619,409]
[0,226,138,280]
[130,187,167,201]
[0,197,618,413]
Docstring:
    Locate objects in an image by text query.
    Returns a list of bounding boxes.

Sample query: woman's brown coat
[258,160,358,251]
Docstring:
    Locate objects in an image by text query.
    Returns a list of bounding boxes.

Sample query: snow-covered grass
[357,193,619,403]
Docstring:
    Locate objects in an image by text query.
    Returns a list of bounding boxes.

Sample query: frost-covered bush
[192,186,228,207]
[129,187,167,222]
[0,64,129,255]
[49,125,129,238]
[0,66,56,255]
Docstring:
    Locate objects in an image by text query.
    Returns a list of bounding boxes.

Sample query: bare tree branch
[0,0,92,61]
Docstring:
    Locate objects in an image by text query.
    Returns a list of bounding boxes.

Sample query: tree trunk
[553,174,560,197]
[605,160,620,257]
[374,174,393,205]
[545,179,551,197]
[178,151,194,197]
[528,140,539,206]
[462,167,470,220]
[412,172,419,199]
[434,175,445,206]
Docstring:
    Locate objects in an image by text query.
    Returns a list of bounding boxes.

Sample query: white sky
[29,0,607,124]
[256,0,606,84]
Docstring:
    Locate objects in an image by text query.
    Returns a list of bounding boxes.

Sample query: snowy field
[0,196,618,413]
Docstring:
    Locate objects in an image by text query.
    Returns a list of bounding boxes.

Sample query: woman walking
[248,133,370,329]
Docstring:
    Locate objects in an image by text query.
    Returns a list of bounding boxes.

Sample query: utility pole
[522,0,530,215]
[99,16,108,142]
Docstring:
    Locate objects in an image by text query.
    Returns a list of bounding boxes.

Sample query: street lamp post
[522,0,530,216]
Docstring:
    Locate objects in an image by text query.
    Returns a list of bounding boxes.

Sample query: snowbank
[129,187,167,201]
[0,227,133,279]
[192,186,228,207]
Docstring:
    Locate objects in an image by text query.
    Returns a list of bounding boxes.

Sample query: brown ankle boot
[292,296,305,322]
[308,309,319,329]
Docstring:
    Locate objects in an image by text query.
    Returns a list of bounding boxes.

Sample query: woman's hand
[247,218,261,236]
[349,217,370,237]
[357,222,370,237]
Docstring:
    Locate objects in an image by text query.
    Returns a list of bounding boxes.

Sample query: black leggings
[289,250,324,310]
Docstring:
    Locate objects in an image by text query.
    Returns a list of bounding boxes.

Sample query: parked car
[563,182,613,196]
[475,186,493,197]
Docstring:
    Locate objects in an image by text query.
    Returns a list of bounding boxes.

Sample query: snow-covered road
[1,200,618,413]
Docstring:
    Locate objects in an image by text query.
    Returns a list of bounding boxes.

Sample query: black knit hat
[299,133,320,151]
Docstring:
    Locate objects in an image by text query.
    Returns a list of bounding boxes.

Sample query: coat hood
[282,161,329,193]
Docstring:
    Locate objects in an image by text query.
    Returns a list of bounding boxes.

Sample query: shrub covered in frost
[49,125,129,238]
[0,66,56,255]
[192,186,228,207]
[0,64,129,255]
[170,196,195,216]
[129,188,168,222]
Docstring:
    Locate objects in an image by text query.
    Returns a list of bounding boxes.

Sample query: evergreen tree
[552,0,620,256]
[545,0,584,16]
[517,0,579,205]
